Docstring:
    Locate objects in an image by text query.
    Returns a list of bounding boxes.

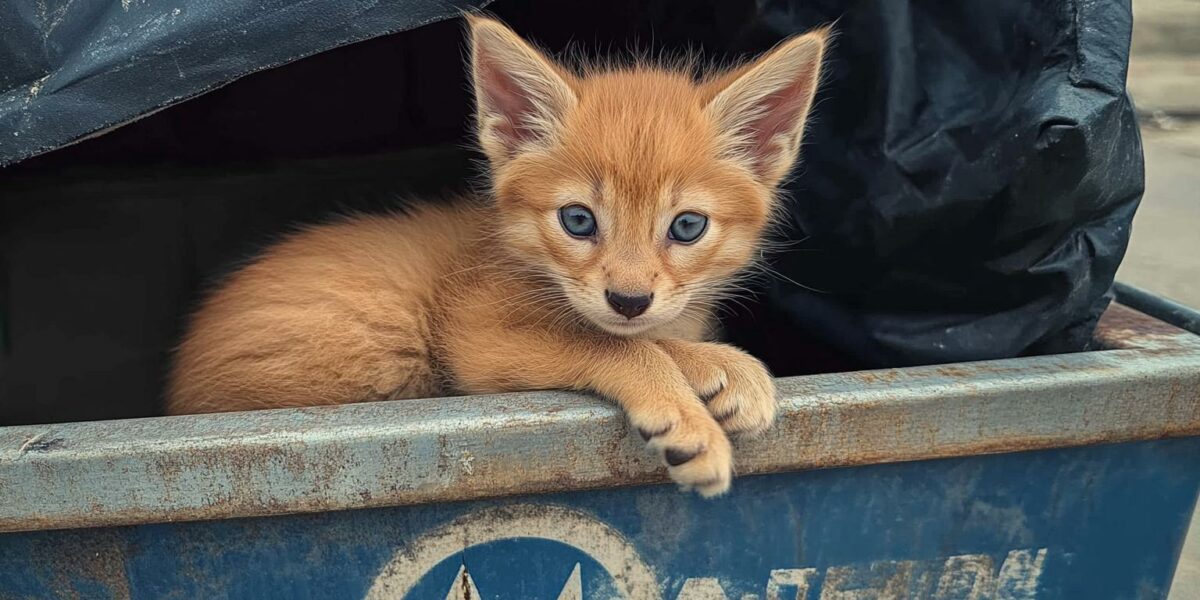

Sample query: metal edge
[0,303,1198,533]
[1114,281,1200,334]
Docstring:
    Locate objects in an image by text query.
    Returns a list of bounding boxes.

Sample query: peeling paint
[366,504,660,599]
[369,502,1052,599]
[0,439,1194,599]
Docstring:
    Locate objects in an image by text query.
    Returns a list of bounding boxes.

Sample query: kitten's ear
[704,29,828,187]
[468,16,576,167]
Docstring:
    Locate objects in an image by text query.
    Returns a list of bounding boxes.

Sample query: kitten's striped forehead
[558,69,721,210]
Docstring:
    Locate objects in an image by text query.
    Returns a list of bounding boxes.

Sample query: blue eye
[669,212,708,243]
[559,204,597,238]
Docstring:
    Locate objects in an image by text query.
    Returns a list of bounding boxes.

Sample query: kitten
[168,15,827,496]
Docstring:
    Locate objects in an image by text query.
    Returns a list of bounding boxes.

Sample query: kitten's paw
[706,349,778,436]
[634,403,733,497]
[666,342,779,437]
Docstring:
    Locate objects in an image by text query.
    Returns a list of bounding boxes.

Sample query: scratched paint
[367,504,658,598]
[419,549,1046,599]
[373,504,1047,599]
[1,438,1197,599]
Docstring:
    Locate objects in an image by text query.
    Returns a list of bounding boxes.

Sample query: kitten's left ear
[468,15,577,169]
[704,28,828,187]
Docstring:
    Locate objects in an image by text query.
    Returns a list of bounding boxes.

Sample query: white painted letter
[819,562,915,600]
[767,569,818,600]
[995,549,1046,600]
[934,555,995,600]
[676,578,731,599]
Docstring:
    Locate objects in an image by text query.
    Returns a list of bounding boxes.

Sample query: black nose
[605,291,653,319]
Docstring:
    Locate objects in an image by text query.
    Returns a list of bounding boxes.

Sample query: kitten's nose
[605,291,653,319]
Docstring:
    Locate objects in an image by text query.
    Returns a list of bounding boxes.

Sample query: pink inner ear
[746,74,816,168]
[476,58,541,151]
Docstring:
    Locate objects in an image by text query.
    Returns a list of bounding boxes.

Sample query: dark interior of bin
[0,0,867,425]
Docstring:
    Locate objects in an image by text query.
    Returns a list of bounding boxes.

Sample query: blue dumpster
[1,287,1198,599]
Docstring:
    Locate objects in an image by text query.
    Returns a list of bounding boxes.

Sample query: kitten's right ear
[702,28,828,188]
[468,16,576,167]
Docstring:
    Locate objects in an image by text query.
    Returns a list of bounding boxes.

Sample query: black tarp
[0,0,1143,424]
[0,0,491,165]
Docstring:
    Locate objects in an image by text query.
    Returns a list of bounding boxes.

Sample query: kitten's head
[469,16,827,335]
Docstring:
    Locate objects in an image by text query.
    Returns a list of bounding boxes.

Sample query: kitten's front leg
[656,340,779,436]
[451,334,734,496]
[596,340,734,496]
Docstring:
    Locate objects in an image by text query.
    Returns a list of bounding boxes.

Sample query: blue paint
[407,538,621,599]
[2,437,1197,599]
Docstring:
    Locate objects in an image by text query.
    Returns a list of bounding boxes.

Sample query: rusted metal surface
[1093,302,1191,348]
[1,302,1198,534]
[7,439,1197,599]
[1115,281,1200,335]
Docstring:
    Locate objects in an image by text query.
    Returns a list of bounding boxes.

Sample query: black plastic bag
[0,0,490,166]
[730,0,1143,370]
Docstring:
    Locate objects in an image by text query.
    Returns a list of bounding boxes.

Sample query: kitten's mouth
[595,323,653,336]
[587,312,665,336]
[596,317,650,332]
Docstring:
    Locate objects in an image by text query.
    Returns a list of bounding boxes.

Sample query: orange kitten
[168,15,827,496]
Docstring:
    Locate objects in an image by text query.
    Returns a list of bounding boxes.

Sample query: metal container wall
[1,294,1198,599]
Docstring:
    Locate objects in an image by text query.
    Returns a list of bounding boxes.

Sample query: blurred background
[1123,1,1200,597]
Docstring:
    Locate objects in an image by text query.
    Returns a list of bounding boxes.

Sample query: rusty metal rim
[0,302,1198,534]
[1115,282,1200,334]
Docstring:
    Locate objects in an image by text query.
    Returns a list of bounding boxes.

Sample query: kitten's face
[469,17,826,335]
[489,73,774,335]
